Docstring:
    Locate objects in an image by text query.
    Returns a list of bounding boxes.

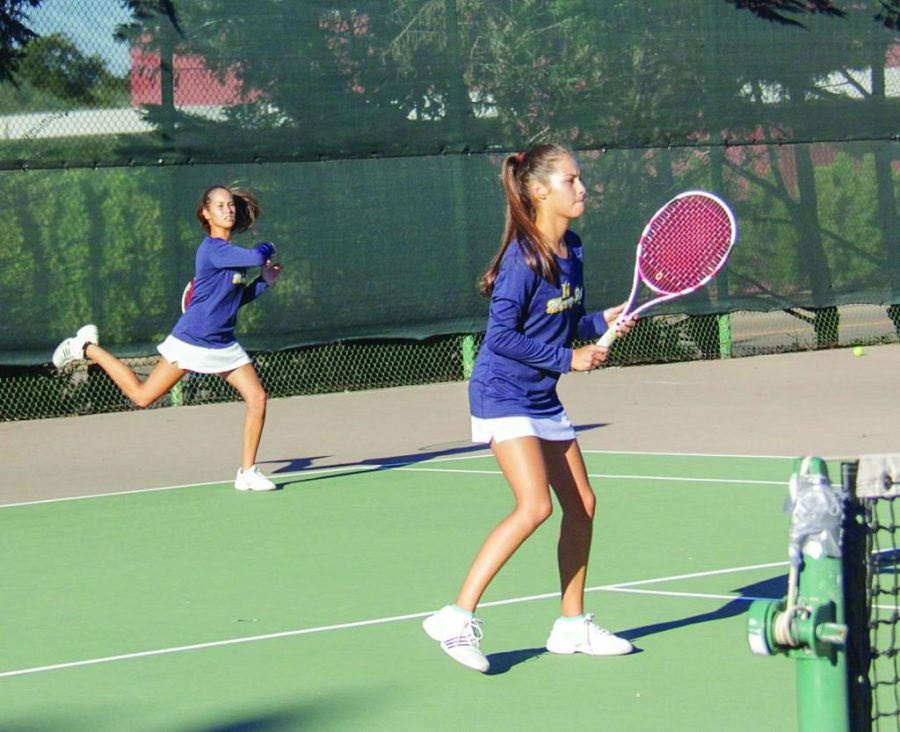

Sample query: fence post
[170,380,184,407]
[718,313,732,359]
[461,334,476,379]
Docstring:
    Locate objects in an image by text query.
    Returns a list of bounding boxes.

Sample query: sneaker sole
[546,639,633,656]
[76,325,99,345]
[444,646,490,672]
[545,639,576,655]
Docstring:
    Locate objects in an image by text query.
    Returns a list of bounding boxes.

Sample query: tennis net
[842,455,900,732]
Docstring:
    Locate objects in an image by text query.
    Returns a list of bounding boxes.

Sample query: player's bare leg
[85,344,185,408]
[454,436,552,612]
[543,439,633,656]
[224,363,268,472]
[543,438,594,617]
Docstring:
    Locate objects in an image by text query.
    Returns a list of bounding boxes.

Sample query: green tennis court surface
[1,452,800,731]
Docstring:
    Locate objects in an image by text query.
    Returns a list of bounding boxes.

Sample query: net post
[746,457,851,732]
[790,458,850,732]
[461,334,476,379]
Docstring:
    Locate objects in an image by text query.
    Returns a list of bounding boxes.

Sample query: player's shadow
[264,422,608,487]
[485,647,547,675]
[483,575,787,675]
[617,574,787,645]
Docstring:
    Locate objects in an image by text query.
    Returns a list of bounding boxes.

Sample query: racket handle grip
[597,326,618,348]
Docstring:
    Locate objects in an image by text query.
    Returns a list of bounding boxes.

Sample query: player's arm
[574,306,609,342]
[239,261,281,306]
[570,304,636,371]
[239,276,268,307]
[209,241,276,269]
[484,265,572,373]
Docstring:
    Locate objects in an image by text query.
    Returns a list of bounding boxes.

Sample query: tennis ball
[853,346,864,356]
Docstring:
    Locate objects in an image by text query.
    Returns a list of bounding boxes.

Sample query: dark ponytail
[478,144,570,296]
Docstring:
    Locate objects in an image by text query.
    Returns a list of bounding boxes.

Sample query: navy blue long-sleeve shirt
[468,231,608,418]
[170,237,272,348]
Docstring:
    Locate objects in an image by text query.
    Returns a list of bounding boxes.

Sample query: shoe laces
[581,613,613,643]
[444,617,484,650]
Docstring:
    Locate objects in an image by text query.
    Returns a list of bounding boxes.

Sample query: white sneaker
[234,465,277,492]
[52,324,99,369]
[423,605,490,673]
[545,613,633,656]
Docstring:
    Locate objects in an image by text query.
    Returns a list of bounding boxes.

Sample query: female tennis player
[52,185,282,492]
[423,144,635,672]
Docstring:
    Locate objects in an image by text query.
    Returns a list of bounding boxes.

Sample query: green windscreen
[1,1,898,365]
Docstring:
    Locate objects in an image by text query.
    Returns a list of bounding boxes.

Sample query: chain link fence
[3,305,896,422]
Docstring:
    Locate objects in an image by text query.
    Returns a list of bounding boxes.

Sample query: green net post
[461,334,476,379]
[791,552,849,732]
[717,313,732,359]
[747,457,850,732]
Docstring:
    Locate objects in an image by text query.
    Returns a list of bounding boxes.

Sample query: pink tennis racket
[598,190,737,347]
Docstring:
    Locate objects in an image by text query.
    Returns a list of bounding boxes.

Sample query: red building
[130,38,253,108]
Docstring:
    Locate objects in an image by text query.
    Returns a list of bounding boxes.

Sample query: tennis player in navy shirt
[424,144,636,672]
[52,185,282,492]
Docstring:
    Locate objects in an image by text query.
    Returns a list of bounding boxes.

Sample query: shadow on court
[189,711,309,732]
[618,575,787,643]
[182,691,382,732]
[263,422,609,487]
[485,647,547,676]
[486,575,788,675]
[4,693,380,732]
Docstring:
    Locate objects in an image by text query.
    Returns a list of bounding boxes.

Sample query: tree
[0,0,42,83]
[724,1,899,344]
[19,33,115,103]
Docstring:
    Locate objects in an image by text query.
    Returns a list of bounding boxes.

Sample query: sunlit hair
[478,143,572,297]
[196,185,261,235]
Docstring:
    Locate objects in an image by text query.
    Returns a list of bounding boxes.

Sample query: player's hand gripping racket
[598,190,737,348]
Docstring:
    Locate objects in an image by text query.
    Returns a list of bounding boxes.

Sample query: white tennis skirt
[157,335,251,374]
[471,411,576,444]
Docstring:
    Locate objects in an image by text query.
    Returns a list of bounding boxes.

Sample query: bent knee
[581,491,597,519]
[129,388,160,409]
[245,388,268,412]
[562,491,596,524]
[517,501,553,529]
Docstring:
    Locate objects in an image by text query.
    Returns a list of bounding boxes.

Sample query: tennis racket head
[636,190,737,299]
[180,279,195,313]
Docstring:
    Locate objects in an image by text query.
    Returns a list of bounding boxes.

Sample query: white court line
[605,588,763,602]
[608,560,789,587]
[0,463,377,509]
[1,450,787,508]
[397,466,783,486]
[0,455,492,508]
[581,450,796,460]
[0,560,786,680]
